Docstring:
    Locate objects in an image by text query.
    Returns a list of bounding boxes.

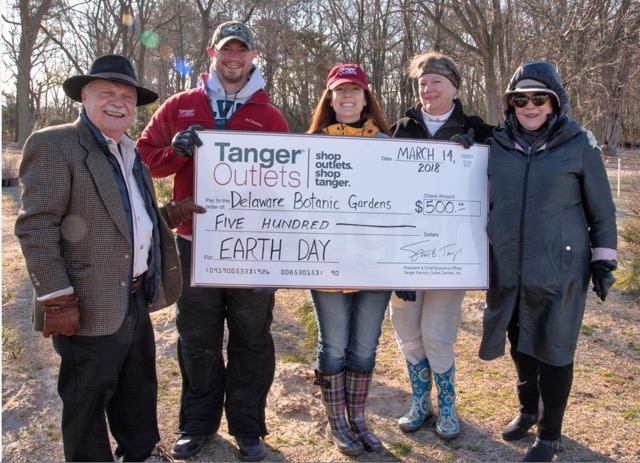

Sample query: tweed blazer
[15,118,182,336]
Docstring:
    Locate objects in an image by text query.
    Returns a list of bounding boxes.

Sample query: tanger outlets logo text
[211,142,302,187]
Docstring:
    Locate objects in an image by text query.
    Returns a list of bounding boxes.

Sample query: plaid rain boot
[345,369,382,452]
[433,363,460,440]
[398,358,433,432]
[314,369,364,456]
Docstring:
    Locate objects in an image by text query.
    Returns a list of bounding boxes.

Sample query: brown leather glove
[41,294,80,338]
[165,197,206,229]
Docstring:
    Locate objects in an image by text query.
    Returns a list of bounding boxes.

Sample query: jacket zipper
[516,148,533,315]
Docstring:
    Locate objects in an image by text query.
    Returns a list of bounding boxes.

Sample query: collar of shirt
[421,104,455,122]
[103,133,136,173]
[421,105,455,136]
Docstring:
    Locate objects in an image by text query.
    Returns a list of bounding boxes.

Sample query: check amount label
[192,131,489,289]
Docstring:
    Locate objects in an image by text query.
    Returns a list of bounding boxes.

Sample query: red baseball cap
[326,64,369,90]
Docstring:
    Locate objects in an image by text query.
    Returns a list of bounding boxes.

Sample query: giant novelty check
[192,131,489,290]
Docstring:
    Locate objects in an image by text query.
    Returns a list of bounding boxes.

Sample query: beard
[214,58,250,86]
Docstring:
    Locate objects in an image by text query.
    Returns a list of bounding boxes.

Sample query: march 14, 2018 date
[281,269,323,276]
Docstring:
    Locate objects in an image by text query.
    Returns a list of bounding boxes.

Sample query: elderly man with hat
[15,54,187,462]
[387,51,494,441]
[137,21,288,462]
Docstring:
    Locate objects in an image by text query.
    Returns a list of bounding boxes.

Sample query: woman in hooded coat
[480,61,618,462]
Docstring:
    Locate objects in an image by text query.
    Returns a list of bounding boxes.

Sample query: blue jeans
[311,290,391,372]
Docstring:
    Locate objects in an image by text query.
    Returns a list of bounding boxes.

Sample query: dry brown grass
[2,145,639,462]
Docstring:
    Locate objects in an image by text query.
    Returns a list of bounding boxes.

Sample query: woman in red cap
[307,64,393,456]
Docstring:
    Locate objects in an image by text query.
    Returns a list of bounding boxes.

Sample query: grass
[388,440,412,456]
[46,423,61,442]
[618,189,640,300]
[272,435,292,445]
[470,367,508,381]
[2,324,24,361]
[298,300,318,352]
[581,323,600,335]
[157,358,180,377]
[156,358,181,393]
[2,290,14,305]
[459,389,514,419]
[600,370,627,385]
[280,354,308,364]
[574,364,593,373]
[622,407,640,421]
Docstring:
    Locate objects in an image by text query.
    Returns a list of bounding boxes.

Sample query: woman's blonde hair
[406,51,461,88]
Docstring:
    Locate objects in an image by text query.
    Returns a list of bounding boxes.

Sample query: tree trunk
[482,54,501,125]
[16,0,54,148]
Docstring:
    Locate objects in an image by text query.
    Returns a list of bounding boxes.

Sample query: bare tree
[516,0,640,154]
[411,0,507,124]
[397,0,418,116]
[3,0,640,146]
[595,0,640,155]
[12,0,54,147]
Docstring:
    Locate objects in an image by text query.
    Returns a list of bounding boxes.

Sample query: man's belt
[131,273,145,293]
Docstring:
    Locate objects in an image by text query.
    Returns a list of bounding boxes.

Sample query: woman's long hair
[306,87,390,135]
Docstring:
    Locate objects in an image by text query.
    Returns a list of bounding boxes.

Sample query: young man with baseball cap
[137,21,289,462]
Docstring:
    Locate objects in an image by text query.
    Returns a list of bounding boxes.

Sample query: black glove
[253,287,278,294]
[172,125,204,157]
[591,259,617,302]
[450,128,475,149]
[395,290,416,302]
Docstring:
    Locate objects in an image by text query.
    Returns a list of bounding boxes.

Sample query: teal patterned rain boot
[398,358,433,432]
[434,363,460,440]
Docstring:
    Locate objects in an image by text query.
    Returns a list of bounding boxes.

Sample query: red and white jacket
[137,73,289,236]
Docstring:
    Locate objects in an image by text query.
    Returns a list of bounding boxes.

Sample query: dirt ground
[2,145,640,462]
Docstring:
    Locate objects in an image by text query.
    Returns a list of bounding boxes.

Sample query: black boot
[522,437,561,462]
[502,412,539,440]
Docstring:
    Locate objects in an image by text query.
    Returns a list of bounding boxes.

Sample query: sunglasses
[510,93,551,108]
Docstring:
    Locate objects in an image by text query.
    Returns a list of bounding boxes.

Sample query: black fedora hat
[63,54,158,106]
